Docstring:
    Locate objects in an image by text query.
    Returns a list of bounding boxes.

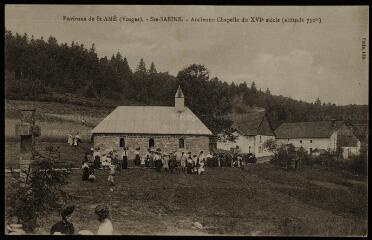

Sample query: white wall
[217,132,274,157]
[276,137,333,154]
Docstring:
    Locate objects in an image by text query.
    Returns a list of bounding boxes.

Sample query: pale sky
[5,5,369,105]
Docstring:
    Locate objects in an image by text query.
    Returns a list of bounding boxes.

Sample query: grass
[5,164,368,236]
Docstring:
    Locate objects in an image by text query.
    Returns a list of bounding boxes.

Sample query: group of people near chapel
[50,204,113,235]
[98,147,211,174]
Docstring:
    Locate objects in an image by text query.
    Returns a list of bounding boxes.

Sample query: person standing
[88,166,96,181]
[108,164,115,186]
[50,205,75,235]
[154,151,162,172]
[198,157,205,175]
[82,161,90,181]
[192,155,198,174]
[95,205,114,235]
[169,152,177,174]
[163,152,170,172]
[134,148,141,166]
[67,134,73,146]
[73,132,80,147]
[122,147,128,169]
[93,149,101,169]
[180,152,187,173]
[186,154,193,174]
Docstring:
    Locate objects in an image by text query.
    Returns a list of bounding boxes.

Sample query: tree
[251,81,257,93]
[135,58,147,74]
[265,88,271,95]
[149,62,157,74]
[7,145,74,232]
[315,97,321,106]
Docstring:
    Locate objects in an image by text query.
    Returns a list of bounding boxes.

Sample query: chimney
[175,86,185,112]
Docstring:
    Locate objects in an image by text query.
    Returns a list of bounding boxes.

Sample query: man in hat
[169,151,177,174]
[50,205,75,235]
[95,205,113,235]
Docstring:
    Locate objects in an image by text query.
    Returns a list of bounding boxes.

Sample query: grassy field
[5,164,367,236]
[5,99,108,168]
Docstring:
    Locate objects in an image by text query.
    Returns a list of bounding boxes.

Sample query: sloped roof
[275,121,344,139]
[231,111,267,136]
[91,106,212,135]
[349,124,368,142]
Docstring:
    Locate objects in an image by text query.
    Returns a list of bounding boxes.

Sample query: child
[107,164,115,186]
[88,166,96,181]
[82,161,90,181]
[198,158,205,175]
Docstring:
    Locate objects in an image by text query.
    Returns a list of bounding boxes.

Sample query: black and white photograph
[4,4,369,236]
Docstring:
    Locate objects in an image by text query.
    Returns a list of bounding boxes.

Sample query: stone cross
[15,108,41,182]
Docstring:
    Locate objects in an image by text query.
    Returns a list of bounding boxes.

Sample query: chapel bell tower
[175,86,185,112]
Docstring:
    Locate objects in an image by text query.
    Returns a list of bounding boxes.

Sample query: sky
[5,5,369,105]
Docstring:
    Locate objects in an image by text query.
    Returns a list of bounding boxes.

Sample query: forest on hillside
[4,30,368,133]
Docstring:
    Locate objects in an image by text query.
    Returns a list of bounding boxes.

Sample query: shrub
[271,144,297,170]
[7,146,74,232]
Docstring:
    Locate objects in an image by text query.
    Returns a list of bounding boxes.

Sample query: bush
[7,146,74,232]
[271,144,297,170]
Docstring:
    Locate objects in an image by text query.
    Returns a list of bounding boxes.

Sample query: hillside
[5,30,369,135]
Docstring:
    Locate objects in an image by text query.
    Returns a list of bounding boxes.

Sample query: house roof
[274,121,344,139]
[349,124,368,142]
[230,111,268,136]
[91,106,212,135]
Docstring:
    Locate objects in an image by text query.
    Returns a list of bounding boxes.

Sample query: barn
[91,86,213,160]
[275,120,361,158]
[217,111,276,157]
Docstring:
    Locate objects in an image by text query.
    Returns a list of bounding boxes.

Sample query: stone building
[217,111,276,157]
[91,86,213,160]
[275,120,361,159]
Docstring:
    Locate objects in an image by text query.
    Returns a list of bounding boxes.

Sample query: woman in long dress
[122,148,128,169]
[180,152,187,173]
[162,153,170,172]
[67,134,73,146]
[50,205,75,235]
[95,205,114,235]
[198,158,205,175]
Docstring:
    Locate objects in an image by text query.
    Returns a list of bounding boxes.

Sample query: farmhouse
[217,111,275,157]
[348,123,368,154]
[91,86,213,160]
[275,120,361,158]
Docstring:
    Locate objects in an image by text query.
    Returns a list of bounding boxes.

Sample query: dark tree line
[4,30,368,133]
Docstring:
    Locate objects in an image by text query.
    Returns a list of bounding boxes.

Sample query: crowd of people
[80,146,258,187]
[50,204,113,235]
